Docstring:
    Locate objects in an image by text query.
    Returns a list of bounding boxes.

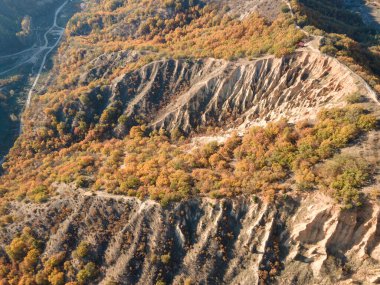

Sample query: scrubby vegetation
[0,105,376,210]
[0,228,99,284]
[48,0,303,99]
[65,0,302,59]
[0,103,376,282]
[0,0,304,171]
[319,154,371,209]
[0,0,377,218]
[0,0,379,282]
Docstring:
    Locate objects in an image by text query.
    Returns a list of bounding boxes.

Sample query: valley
[0,0,80,163]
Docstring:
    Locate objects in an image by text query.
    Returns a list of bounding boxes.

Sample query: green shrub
[75,176,90,188]
[6,238,28,262]
[358,114,377,131]
[319,154,370,209]
[281,5,290,13]
[30,186,49,203]
[320,45,337,55]
[346,92,364,104]
[77,262,98,284]
[75,241,91,259]
[121,176,141,190]
[0,188,7,198]
[160,254,171,264]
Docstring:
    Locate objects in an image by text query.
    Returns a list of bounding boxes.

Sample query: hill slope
[0,0,380,284]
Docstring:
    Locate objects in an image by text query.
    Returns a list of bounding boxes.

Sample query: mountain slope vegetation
[0,0,379,284]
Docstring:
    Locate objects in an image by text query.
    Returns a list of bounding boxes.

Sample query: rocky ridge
[98,50,367,135]
[1,185,379,284]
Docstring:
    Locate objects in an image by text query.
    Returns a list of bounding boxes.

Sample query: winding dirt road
[18,0,69,136]
[0,0,70,164]
[25,0,69,108]
[0,1,69,77]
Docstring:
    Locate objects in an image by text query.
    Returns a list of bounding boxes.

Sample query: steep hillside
[25,51,371,137]
[0,0,380,284]
[0,186,379,284]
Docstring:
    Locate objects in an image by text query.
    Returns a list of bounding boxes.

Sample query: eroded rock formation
[2,185,379,284]
[107,51,365,134]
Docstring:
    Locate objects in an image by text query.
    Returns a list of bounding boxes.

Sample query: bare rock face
[2,186,379,285]
[109,51,364,135]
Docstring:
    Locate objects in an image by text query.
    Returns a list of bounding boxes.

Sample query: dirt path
[18,0,69,135]
[286,0,379,105]
[25,0,68,109]
[0,0,70,165]
[0,1,69,77]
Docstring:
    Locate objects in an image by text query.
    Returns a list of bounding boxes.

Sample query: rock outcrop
[1,185,379,285]
[106,51,366,135]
